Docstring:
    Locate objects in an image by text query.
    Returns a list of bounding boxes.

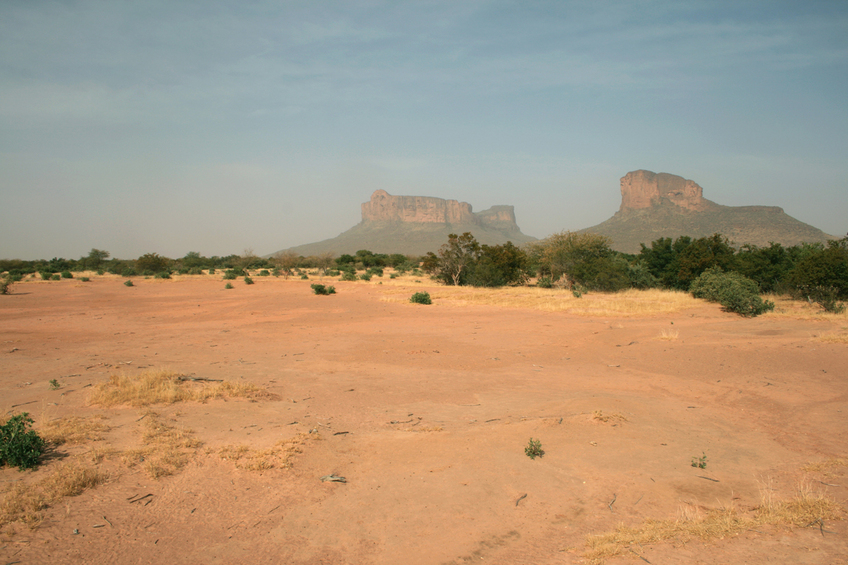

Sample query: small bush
[39,271,52,280]
[223,270,238,280]
[410,292,432,305]
[390,273,398,279]
[0,279,13,295]
[325,269,340,277]
[124,280,134,287]
[96,269,105,276]
[300,274,309,280]
[187,267,204,275]
[798,285,846,314]
[225,282,233,289]
[537,276,553,288]
[61,271,73,279]
[49,379,61,390]
[311,284,336,295]
[690,267,774,317]
[51,274,61,281]
[525,438,544,459]
[121,267,137,277]
[340,271,357,281]
[359,273,372,281]
[271,267,282,277]
[258,269,270,277]
[80,277,90,282]
[154,272,171,279]
[0,413,45,470]
[208,267,216,275]
[244,276,254,285]
[691,452,708,469]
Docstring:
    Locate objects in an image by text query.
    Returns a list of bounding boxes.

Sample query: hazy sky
[2,1,846,260]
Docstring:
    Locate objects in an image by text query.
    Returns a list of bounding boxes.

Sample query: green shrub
[410,292,432,305]
[390,273,398,279]
[258,269,270,277]
[208,267,216,275]
[96,269,105,276]
[326,269,340,277]
[525,438,544,459]
[223,270,238,280]
[124,280,134,287]
[188,267,204,275]
[80,277,90,282]
[0,278,13,295]
[271,267,282,277]
[0,413,45,470]
[61,271,73,279]
[51,274,61,281]
[368,267,383,277]
[121,267,137,277]
[39,271,52,280]
[537,276,553,288]
[244,276,254,285]
[300,274,309,280]
[340,271,357,281]
[359,273,372,281]
[689,267,774,317]
[225,282,233,289]
[796,285,846,314]
[311,284,336,295]
[154,272,171,279]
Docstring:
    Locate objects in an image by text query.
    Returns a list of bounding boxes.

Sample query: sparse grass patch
[813,332,848,344]
[40,415,109,446]
[88,370,262,407]
[0,460,107,528]
[381,287,699,316]
[592,410,628,424]
[217,433,309,471]
[584,481,843,564]
[122,411,202,479]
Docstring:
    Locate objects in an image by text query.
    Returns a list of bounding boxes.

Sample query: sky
[2,0,847,260]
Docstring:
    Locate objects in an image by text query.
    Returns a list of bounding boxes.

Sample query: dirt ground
[1,275,846,564]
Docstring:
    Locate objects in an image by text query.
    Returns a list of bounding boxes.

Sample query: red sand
[1,277,846,564]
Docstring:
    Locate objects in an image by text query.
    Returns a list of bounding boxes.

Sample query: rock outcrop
[580,170,834,253]
[274,190,535,257]
[619,170,715,212]
[360,190,519,230]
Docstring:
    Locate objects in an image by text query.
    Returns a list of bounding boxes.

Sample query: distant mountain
[579,170,835,253]
[274,190,536,257]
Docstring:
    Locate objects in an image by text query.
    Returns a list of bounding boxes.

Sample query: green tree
[136,253,170,273]
[273,251,299,279]
[424,233,481,286]
[466,241,529,287]
[87,248,110,270]
[530,231,619,289]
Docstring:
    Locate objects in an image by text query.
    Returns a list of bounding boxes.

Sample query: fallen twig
[177,376,223,382]
[320,475,346,483]
[127,493,153,504]
[629,548,651,563]
[634,494,644,505]
[333,431,349,435]
[10,400,37,409]
[696,475,720,482]
[515,493,527,507]
[102,515,113,528]
[819,481,840,487]
[608,493,617,511]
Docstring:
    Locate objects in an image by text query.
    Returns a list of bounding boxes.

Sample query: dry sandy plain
[1,273,846,564]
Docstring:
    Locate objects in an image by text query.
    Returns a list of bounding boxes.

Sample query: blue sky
[2,0,846,259]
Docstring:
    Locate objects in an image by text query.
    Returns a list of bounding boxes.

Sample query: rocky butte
[580,170,834,253]
[276,190,535,257]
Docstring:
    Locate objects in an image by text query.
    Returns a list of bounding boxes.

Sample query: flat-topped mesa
[361,189,518,228]
[620,170,715,212]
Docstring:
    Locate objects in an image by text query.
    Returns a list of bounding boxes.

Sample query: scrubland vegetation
[2,232,846,316]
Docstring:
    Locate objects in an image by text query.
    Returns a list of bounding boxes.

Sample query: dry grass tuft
[382,286,698,316]
[583,482,843,564]
[122,411,202,479]
[40,415,110,445]
[763,295,848,321]
[218,433,309,471]
[89,370,262,407]
[812,332,848,344]
[592,410,628,424]
[801,456,848,475]
[0,461,107,528]
[656,328,679,341]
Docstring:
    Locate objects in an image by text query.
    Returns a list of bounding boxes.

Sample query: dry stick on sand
[515,493,527,507]
[608,493,617,511]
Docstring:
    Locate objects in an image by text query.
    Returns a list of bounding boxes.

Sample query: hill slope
[580,170,835,253]
[275,190,536,257]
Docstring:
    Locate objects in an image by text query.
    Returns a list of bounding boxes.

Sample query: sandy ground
[1,275,846,564]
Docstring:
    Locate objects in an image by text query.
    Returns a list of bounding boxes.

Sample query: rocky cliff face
[361,190,518,229]
[620,170,715,212]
